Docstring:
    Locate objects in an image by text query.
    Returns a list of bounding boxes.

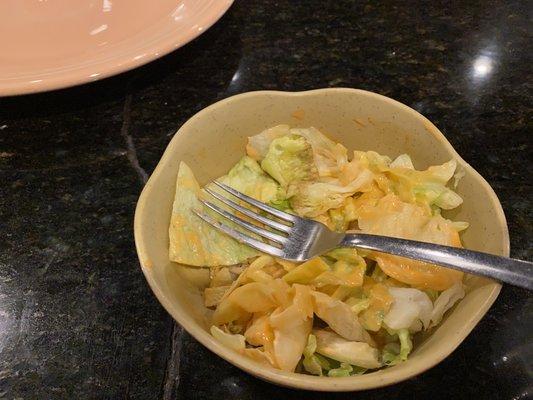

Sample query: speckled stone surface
[0,1,531,399]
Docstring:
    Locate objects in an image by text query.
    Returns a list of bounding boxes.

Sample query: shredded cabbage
[387,159,463,209]
[204,286,230,307]
[302,334,331,376]
[261,135,317,187]
[313,259,365,288]
[272,310,312,372]
[289,171,373,217]
[312,291,370,342]
[327,362,353,377]
[382,328,413,365]
[291,127,348,177]
[358,194,464,290]
[246,124,290,160]
[210,326,246,351]
[283,257,329,284]
[169,162,258,266]
[218,156,285,204]
[429,282,465,328]
[384,287,433,331]
[170,125,469,377]
[390,154,415,169]
[346,297,371,314]
[314,329,382,369]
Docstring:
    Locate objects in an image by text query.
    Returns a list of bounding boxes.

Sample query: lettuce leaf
[327,362,353,377]
[382,329,413,365]
[345,297,371,314]
[210,325,246,351]
[313,260,365,288]
[247,126,348,178]
[312,291,370,342]
[204,286,231,307]
[288,170,373,218]
[169,162,258,266]
[357,194,464,290]
[212,325,276,368]
[272,309,313,372]
[359,280,393,332]
[302,334,331,376]
[326,248,364,264]
[270,284,314,330]
[327,202,356,232]
[429,282,465,328]
[261,135,318,187]
[387,159,463,210]
[244,315,274,347]
[314,329,382,369]
[383,287,433,331]
[291,127,348,177]
[283,257,330,284]
[353,150,391,173]
[219,156,286,204]
[246,124,291,160]
[226,282,277,313]
[390,154,415,169]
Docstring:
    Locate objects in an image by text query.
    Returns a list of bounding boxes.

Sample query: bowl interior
[134,89,508,391]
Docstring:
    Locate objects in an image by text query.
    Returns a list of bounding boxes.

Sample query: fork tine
[204,187,291,233]
[200,200,288,245]
[193,210,283,257]
[213,181,296,222]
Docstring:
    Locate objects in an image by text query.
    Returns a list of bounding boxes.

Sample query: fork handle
[340,233,533,290]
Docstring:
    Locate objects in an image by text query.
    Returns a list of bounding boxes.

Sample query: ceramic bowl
[134,88,508,391]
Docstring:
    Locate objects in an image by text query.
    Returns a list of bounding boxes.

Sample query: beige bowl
[134,88,508,391]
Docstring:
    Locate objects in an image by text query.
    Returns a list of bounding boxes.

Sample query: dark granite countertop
[0,1,531,399]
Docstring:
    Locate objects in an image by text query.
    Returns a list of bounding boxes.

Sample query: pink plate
[0,0,233,96]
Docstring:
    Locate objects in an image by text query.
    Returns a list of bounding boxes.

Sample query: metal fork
[194,182,533,290]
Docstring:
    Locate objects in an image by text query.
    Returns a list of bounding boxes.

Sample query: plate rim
[0,0,234,96]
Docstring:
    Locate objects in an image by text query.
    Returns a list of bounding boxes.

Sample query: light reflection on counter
[470,46,498,85]
[472,54,494,80]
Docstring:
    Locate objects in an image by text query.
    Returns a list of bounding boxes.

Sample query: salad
[168,125,467,376]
